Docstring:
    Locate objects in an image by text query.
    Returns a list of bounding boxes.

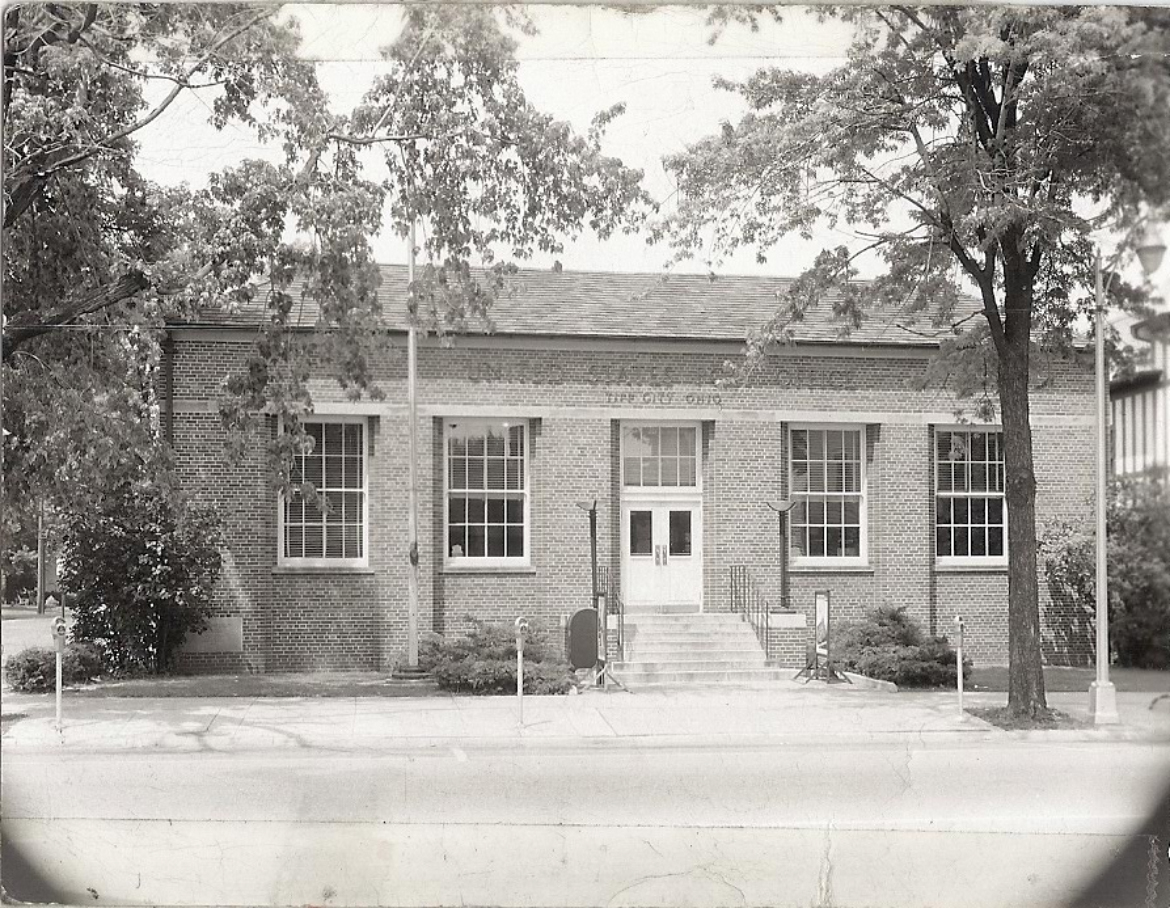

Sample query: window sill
[272,565,376,576]
[933,562,1008,573]
[442,563,537,576]
[790,563,874,574]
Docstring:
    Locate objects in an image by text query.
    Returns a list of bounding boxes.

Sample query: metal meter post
[953,615,965,719]
[51,616,67,730]
[515,617,529,727]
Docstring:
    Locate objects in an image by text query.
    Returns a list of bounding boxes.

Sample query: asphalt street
[4,732,1169,907]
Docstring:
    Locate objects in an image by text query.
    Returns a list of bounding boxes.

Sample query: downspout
[161,331,175,446]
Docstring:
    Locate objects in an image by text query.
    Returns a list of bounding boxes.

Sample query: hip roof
[173,264,979,348]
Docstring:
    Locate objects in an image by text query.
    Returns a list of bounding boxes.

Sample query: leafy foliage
[418,619,576,695]
[1042,480,1170,669]
[2,4,649,519]
[2,4,323,522]
[658,7,1170,715]
[4,642,104,693]
[835,607,971,689]
[60,478,223,675]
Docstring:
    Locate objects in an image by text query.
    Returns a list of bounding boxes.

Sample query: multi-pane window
[283,420,366,564]
[623,425,698,487]
[446,420,527,561]
[789,427,865,561]
[935,428,1006,561]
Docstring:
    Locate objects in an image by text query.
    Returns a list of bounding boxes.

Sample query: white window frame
[444,418,531,568]
[934,425,1008,568]
[787,423,868,567]
[277,415,370,569]
[620,421,703,494]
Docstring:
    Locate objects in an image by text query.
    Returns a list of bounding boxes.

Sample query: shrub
[835,607,971,689]
[1042,479,1170,669]
[4,643,105,693]
[420,619,576,695]
[61,478,223,675]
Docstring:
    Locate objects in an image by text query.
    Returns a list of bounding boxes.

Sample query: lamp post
[766,500,796,611]
[576,500,600,612]
[1089,223,1165,726]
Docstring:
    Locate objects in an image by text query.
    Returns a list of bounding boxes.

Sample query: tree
[217,4,650,466]
[658,7,1170,716]
[1043,479,1170,670]
[3,5,649,506]
[3,3,326,520]
[61,473,224,674]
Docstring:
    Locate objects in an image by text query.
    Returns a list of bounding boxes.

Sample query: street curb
[842,671,898,692]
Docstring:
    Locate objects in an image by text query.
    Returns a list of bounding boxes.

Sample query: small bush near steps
[4,643,105,693]
[835,607,971,689]
[417,619,576,695]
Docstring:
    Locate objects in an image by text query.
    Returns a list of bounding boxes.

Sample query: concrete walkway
[3,683,1167,753]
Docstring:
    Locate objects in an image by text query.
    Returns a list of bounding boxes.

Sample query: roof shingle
[176,264,976,348]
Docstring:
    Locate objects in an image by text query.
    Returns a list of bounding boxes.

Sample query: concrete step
[611,667,797,685]
[625,632,762,645]
[625,618,749,633]
[627,644,765,657]
[622,603,702,615]
[627,625,757,636]
[613,657,768,673]
[624,612,741,622]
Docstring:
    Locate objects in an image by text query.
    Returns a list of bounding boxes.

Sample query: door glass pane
[669,510,692,556]
[630,511,652,555]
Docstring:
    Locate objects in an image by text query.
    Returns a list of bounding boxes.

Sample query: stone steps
[610,667,797,686]
[613,656,767,672]
[627,646,764,660]
[613,611,786,688]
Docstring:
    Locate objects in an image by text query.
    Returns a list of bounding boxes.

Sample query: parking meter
[953,615,965,717]
[514,617,529,726]
[51,616,67,653]
[51,616,67,731]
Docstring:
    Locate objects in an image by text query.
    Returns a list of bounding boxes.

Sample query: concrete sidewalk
[3,683,1167,752]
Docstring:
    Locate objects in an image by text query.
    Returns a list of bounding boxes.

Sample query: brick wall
[168,333,1096,672]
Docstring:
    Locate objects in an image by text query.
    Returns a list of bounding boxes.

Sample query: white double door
[621,497,703,609]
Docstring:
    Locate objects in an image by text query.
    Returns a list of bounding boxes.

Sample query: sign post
[954,615,965,719]
[51,616,67,730]
[515,617,529,727]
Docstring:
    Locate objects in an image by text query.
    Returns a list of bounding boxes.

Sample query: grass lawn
[68,672,443,698]
[967,706,1089,730]
[971,664,1170,693]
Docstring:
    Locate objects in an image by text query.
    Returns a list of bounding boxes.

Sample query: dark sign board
[568,608,599,670]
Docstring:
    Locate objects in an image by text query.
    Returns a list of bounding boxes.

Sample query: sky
[132,3,1170,308]
[133,5,871,276]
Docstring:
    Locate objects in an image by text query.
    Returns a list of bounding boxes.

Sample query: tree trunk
[997,297,1048,718]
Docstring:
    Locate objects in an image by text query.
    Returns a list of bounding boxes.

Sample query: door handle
[654,545,661,566]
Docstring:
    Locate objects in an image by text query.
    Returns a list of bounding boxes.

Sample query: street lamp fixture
[766,500,797,612]
[1090,222,1166,725]
[576,500,600,611]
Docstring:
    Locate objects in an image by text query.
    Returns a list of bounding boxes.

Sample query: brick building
[168,266,1097,675]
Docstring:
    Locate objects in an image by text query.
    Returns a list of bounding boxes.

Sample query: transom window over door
[789,427,865,562]
[936,428,1006,563]
[282,419,367,566]
[623,425,698,487]
[446,420,528,563]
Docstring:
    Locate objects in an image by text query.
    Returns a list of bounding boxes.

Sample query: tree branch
[2,270,150,362]
[3,8,273,230]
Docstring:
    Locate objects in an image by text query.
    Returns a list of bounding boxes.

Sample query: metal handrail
[730,565,770,651]
[598,566,625,662]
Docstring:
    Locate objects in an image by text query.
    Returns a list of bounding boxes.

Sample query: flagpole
[406,218,420,669]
